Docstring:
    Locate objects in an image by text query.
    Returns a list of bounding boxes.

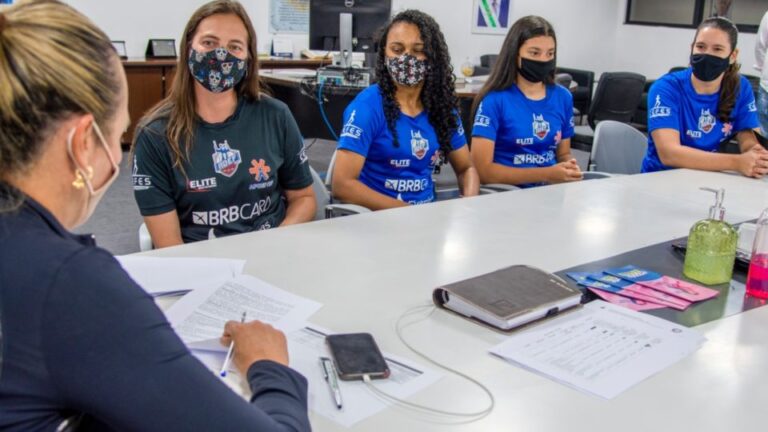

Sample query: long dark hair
[692,16,740,123]
[471,16,556,122]
[133,0,262,172]
[374,9,458,156]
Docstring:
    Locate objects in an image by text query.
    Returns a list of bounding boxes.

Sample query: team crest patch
[697,109,716,134]
[212,140,242,177]
[532,114,550,140]
[410,130,429,160]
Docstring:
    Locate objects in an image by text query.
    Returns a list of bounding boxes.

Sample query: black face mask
[690,53,731,82]
[518,57,556,83]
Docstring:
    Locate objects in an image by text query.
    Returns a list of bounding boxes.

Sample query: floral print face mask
[188,47,247,93]
[386,53,428,87]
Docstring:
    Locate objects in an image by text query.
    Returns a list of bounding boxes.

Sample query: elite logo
[697,109,716,134]
[532,114,550,140]
[188,177,217,192]
[474,103,491,127]
[192,197,272,226]
[649,95,671,118]
[410,130,429,160]
[132,157,152,191]
[341,110,364,139]
[212,140,242,177]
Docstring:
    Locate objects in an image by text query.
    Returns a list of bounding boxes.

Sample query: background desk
[147,170,768,431]
[260,70,485,141]
[121,58,330,144]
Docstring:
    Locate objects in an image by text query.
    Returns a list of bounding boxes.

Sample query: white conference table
[146,169,768,432]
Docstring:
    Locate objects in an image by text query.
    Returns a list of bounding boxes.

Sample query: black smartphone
[326,333,390,381]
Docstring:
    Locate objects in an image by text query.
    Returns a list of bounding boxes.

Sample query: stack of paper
[116,256,245,297]
[490,301,706,399]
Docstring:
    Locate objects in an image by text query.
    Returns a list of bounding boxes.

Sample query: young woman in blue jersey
[470,16,582,188]
[0,1,309,430]
[332,10,479,209]
[641,16,768,177]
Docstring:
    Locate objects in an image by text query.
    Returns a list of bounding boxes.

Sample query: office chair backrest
[480,54,499,69]
[324,150,338,189]
[588,72,646,130]
[309,166,331,221]
[589,120,648,175]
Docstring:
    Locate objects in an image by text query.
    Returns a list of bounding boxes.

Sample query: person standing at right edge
[755,10,768,136]
[641,17,768,177]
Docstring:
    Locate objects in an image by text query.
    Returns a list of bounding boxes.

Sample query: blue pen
[220,311,247,378]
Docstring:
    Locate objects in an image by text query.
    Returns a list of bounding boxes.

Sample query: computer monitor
[309,0,392,54]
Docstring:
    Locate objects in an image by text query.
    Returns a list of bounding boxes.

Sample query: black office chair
[571,72,646,152]
[557,67,595,122]
[472,54,499,76]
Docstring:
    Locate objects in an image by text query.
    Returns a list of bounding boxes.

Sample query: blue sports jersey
[642,68,759,173]
[337,85,467,204]
[471,84,574,187]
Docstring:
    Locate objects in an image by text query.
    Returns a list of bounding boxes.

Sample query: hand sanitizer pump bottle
[746,208,768,299]
[683,188,738,285]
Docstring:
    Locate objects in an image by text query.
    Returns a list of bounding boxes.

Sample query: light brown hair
[134,0,262,172]
[0,0,121,179]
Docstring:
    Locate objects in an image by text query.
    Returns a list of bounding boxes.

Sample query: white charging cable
[361,304,495,419]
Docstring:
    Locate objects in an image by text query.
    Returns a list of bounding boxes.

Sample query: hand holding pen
[220,314,290,375]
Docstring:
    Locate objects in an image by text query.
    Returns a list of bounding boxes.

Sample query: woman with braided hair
[333,9,479,209]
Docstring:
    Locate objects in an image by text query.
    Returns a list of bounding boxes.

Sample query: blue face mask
[188,47,247,93]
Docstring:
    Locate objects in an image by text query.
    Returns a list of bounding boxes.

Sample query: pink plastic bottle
[746,209,768,299]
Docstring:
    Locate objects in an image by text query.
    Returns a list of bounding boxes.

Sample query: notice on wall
[270,0,309,34]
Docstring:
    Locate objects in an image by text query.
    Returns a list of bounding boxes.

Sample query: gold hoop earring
[72,167,94,189]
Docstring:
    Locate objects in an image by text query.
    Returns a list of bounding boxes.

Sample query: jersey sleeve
[277,105,314,190]
[560,86,575,139]
[471,92,502,141]
[449,110,468,150]
[132,126,177,216]
[647,78,682,134]
[336,95,380,158]
[731,76,760,132]
[42,249,310,432]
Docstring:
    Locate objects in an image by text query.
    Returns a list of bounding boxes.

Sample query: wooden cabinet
[122,59,176,145]
[122,57,329,145]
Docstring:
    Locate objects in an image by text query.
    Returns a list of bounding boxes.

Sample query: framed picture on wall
[472,0,512,35]
[0,0,14,8]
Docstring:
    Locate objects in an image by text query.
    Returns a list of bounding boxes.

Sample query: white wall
[64,0,762,81]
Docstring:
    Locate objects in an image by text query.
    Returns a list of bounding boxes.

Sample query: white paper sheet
[164,274,322,345]
[490,301,706,399]
[287,326,443,427]
[116,256,245,297]
[189,325,442,427]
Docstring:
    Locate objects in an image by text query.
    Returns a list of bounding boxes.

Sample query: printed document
[116,256,245,297]
[165,274,322,346]
[490,301,706,399]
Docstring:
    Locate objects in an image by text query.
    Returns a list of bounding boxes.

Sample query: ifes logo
[132,157,152,191]
[473,103,491,127]
[341,110,364,139]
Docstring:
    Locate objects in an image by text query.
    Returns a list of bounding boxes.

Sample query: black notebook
[433,265,583,331]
